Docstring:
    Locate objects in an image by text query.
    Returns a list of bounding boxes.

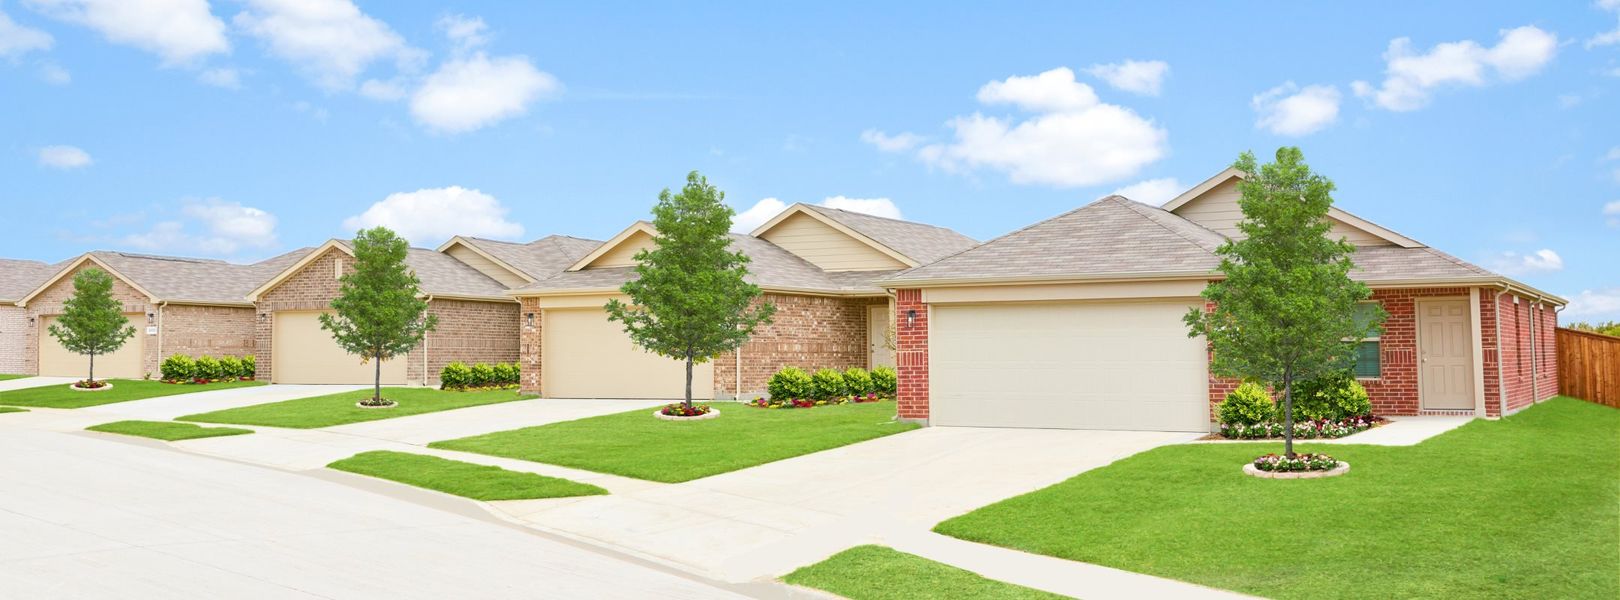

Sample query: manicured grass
[179,387,532,429]
[87,420,253,441]
[431,401,917,483]
[785,545,1063,600]
[327,450,606,500]
[0,379,266,409]
[0,374,26,381]
[934,397,1620,600]
[0,406,27,414]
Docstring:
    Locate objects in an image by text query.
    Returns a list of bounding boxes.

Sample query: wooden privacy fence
[1557,328,1620,408]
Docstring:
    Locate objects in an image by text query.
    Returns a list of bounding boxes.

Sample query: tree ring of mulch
[653,408,721,421]
[355,400,397,409]
[1243,461,1350,479]
[69,383,114,392]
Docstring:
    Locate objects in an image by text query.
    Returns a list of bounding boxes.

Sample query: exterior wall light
[906,309,916,329]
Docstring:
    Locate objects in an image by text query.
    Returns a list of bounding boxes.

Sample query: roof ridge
[881,199,1108,279]
[1111,196,1226,255]
[802,203,962,234]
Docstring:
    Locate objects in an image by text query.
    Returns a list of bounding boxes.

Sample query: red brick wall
[24,262,159,377]
[519,297,542,394]
[1497,294,1561,414]
[407,298,520,385]
[1536,302,1558,400]
[160,304,256,359]
[712,293,885,398]
[894,289,929,421]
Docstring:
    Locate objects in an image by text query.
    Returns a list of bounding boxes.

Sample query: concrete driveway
[498,426,1200,582]
[0,376,78,393]
[0,428,752,599]
[6,384,369,433]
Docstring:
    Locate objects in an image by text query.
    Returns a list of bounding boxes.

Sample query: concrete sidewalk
[0,376,78,393]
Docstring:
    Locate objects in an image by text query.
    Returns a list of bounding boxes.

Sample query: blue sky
[2,1,1618,320]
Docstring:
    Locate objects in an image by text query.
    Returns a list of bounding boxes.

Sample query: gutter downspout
[157,301,167,379]
[1528,299,1538,405]
[1491,286,1507,418]
[422,295,433,388]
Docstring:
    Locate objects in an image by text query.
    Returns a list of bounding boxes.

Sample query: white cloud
[198,67,240,89]
[1604,200,1620,227]
[1352,26,1558,111]
[342,186,524,245]
[901,67,1167,188]
[437,14,489,53]
[122,199,278,256]
[1606,147,1620,161]
[1252,82,1341,136]
[37,145,91,169]
[820,196,902,220]
[233,0,414,90]
[0,7,52,58]
[731,197,786,232]
[409,53,559,133]
[26,0,228,65]
[1111,177,1184,206]
[39,62,70,84]
[1084,59,1169,96]
[860,129,924,152]
[1486,248,1564,276]
[358,78,406,101]
[1589,0,1620,48]
[1565,288,1620,319]
[730,196,904,232]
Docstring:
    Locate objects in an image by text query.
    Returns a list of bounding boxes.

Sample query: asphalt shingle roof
[516,233,901,294]
[798,204,979,265]
[0,259,60,302]
[460,235,602,280]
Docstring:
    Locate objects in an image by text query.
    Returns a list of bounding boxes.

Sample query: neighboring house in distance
[508,204,978,400]
[0,258,62,374]
[9,250,311,379]
[881,168,1563,432]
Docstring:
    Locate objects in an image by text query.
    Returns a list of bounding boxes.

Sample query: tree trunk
[1282,367,1295,458]
[683,351,694,410]
[373,352,382,404]
[88,351,96,384]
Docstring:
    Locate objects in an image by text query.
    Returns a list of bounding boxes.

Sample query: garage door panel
[930,301,1208,432]
[39,314,144,379]
[543,308,713,399]
[273,311,406,385]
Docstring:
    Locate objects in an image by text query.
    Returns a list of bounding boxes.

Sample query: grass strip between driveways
[328,450,606,501]
[87,420,254,441]
[934,397,1620,600]
[0,406,28,414]
[178,388,533,429]
[784,545,1065,600]
[0,374,27,381]
[0,379,266,409]
[431,400,917,483]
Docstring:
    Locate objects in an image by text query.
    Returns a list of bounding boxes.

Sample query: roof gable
[568,222,658,271]
[438,237,535,286]
[17,254,157,307]
[750,204,920,270]
[1163,168,1423,248]
[248,240,352,301]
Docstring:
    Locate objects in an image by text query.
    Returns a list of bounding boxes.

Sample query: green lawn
[0,407,27,414]
[0,379,266,409]
[87,420,253,441]
[431,401,917,483]
[785,545,1064,600]
[0,374,27,381]
[934,397,1619,600]
[327,450,607,500]
[178,387,532,429]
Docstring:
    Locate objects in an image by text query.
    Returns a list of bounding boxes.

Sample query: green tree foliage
[1184,148,1383,456]
[320,228,437,404]
[1568,321,1620,337]
[47,268,136,383]
[605,172,776,408]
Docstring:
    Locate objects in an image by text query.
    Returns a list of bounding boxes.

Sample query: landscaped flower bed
[1219,415,1383,440]
[660,403,713,417]
[751,365,898,409]
[748,392,889,409]
[1251,452,1340,472]
[72,379,110,390]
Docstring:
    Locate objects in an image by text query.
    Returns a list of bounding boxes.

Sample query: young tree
[1184,147,1383,456]
[319,227,437,406]
[606,171,776,410]
[48,268,136,384]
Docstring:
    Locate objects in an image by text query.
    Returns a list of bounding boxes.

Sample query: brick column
[895,289,929,422]
[518,297,543,395]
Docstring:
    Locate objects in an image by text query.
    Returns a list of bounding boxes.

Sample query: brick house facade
[22,262,163,377]
[0,306,30,374]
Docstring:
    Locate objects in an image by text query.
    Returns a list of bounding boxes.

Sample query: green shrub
[160,354,195,381]
[1217,381,1275,426]
[767,367,814,400]
[193,356,223,380]
[493,362,520,386]
[1293,370,1372,420]
[241,355,257,378]
[810,368,847,400]
[870,366,897,397]
[218,356,244,380]
[470,363,497,388]
[843,367,875,395]
[440,361,473,390]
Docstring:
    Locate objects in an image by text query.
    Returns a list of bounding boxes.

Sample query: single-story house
[879,168,1564,432]
[509,203,978,399]
[0,258,63,374]
[245,237,584,386]
[9,250,310,379]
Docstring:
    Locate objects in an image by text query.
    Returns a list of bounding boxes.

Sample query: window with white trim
[1351,302,1382,379]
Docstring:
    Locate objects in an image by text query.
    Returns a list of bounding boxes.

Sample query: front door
[868,304,894,369]
[1418,299,1474,410]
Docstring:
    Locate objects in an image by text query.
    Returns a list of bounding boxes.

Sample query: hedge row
[439,361,520,390]
[160,354,256,382]
[766,365,897,401]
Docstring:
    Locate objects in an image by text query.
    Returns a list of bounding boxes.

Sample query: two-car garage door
[929,300,1209,432]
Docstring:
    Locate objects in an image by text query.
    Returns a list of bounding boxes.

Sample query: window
[1351,303,1383,379]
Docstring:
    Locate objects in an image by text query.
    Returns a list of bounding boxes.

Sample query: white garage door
[38,314,145,379]
[543,308,713,399]
[272,311,406,385]
[930,301,1209,431]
